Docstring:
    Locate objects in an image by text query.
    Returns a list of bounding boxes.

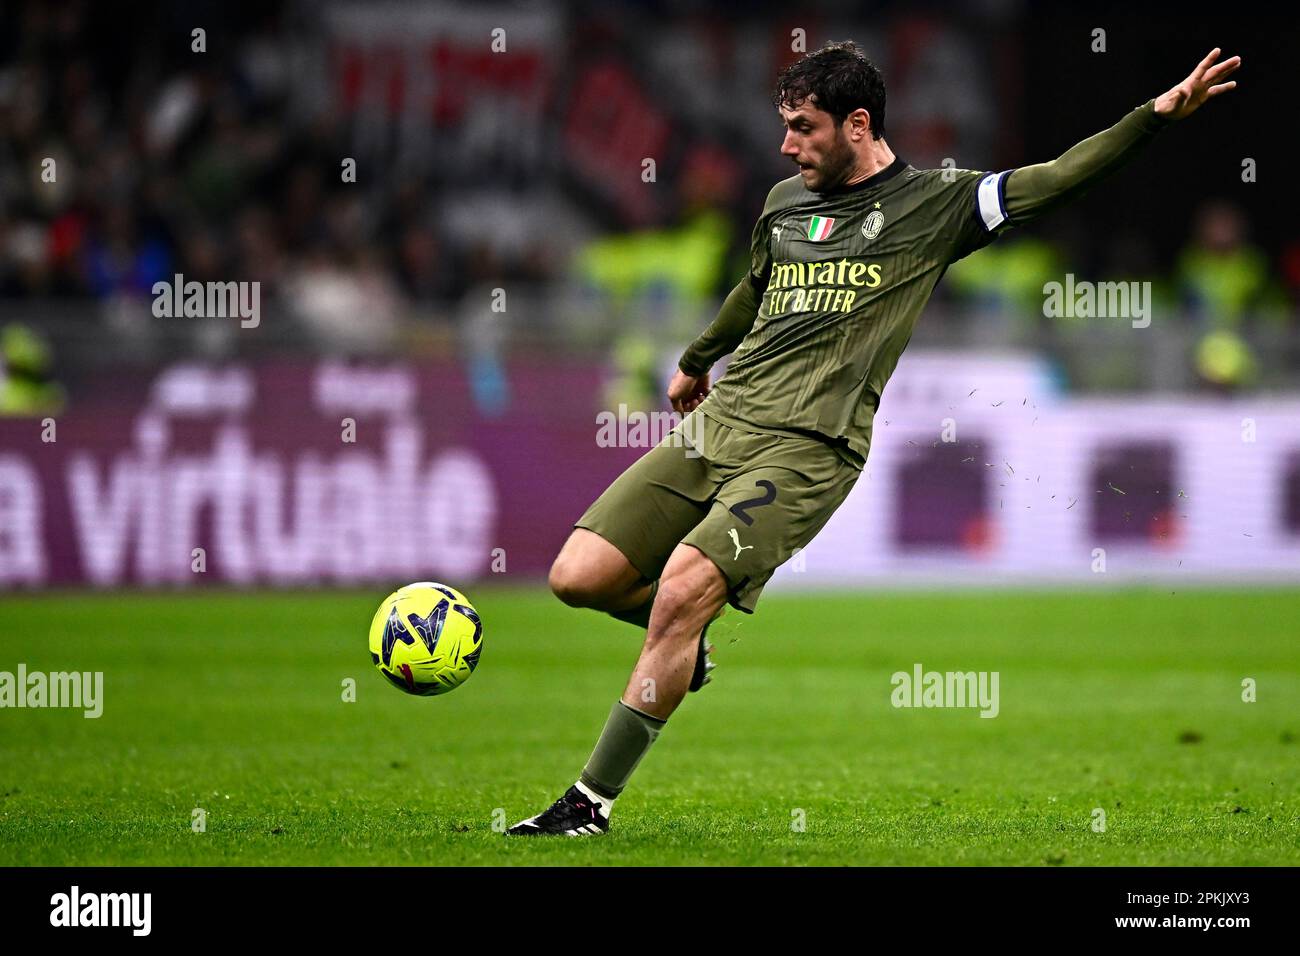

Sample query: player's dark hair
[773,40,887,139]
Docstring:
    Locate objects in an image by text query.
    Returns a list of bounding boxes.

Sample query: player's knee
[548,555,604,608]
[652,561,727,632]
[649,578,692,625]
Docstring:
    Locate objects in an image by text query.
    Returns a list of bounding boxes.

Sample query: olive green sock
[579,700,667,800]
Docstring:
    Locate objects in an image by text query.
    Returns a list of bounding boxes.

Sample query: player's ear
[846,108,871,141]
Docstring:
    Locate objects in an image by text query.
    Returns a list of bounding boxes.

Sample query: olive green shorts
[575,409,861,613]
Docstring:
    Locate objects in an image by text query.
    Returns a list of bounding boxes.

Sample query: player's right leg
[554,417,715,631]
[507,426,861,837]
[548,528,651,615]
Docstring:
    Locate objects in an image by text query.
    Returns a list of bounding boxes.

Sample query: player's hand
[1154,48,1240,121]
[668,369,710,414]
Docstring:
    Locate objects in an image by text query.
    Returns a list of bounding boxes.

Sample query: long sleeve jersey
[679,99,1174,467]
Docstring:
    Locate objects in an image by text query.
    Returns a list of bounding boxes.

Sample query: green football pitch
[1,586,1296,866]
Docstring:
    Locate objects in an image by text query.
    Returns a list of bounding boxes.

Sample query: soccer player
[508,41,1240,836]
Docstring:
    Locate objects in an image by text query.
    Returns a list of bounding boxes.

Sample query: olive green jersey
[680,99,1173,468]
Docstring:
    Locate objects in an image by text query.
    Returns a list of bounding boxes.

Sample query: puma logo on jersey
[728,528,754,560]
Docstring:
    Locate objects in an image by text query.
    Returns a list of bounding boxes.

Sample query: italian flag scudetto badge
[807,215,836,241]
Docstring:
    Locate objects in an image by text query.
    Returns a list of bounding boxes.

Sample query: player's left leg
[506,542,726,837]
[617,542,728,718]
[507,425,860,836]
[548,527,720,690]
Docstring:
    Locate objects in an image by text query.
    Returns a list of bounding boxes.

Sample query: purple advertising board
[5,352,1300,591]
[0,359,640,588]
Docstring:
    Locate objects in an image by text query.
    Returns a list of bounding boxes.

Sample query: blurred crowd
[0,0,1296,414]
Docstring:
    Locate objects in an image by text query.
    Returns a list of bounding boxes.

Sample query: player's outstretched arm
[1001,48,1240,225]
[1152,47,1241,121]
[670,275,763,413]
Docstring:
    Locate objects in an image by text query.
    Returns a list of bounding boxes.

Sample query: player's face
[779,103,856,193]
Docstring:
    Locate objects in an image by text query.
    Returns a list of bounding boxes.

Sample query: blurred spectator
[945,236,1066,329]
[0,323,64,415]
[1177,201,1281,329]
[1177,201,1289,391]
[574,145,740,409]
[0,0,1290,396]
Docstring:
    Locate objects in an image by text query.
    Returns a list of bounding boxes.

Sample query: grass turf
[0,586,1296,866]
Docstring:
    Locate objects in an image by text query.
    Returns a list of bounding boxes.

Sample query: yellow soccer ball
[368,582,483,696]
